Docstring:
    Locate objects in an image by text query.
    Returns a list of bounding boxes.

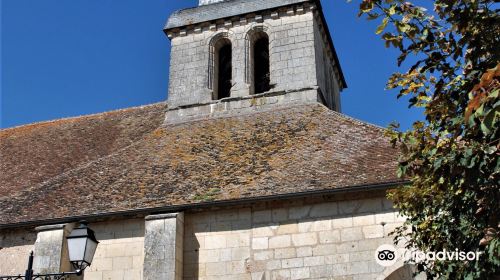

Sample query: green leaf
[376,17,389,34]
[388,5,396,15]
[354,0,500,277]
[481,104,500,135]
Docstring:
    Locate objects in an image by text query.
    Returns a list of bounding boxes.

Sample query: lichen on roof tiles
[0,102,167,197]
[0,103,401,225]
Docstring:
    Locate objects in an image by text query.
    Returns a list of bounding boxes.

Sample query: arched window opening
[253,34,270,94]
[215,40,233,99]
[208,33,233,100]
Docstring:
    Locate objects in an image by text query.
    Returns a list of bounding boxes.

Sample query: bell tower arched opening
[209,34,233,100]
[253,34,270,94]
[215,40,232,100]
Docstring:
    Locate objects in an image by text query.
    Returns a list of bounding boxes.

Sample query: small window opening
[216,42,232,99]
[253,35,270,94]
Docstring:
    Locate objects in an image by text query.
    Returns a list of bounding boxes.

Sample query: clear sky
[1,0,422,129]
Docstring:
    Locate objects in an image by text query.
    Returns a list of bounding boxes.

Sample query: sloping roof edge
[0,180,408,230]
[0,102,167,133]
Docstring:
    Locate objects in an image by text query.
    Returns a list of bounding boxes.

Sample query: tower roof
[165,0,310,31]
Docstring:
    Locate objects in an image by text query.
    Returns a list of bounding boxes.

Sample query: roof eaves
[0,180,408,230]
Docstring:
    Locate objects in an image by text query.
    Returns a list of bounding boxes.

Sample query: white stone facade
[0,194,412,280]
[83,219,145,280]
[0,229,36,275]
[183,195,406,280]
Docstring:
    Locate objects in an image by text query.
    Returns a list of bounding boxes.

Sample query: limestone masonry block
[319,230,341,244]
[182,196,406,279]
[296,246,312,257]
[274,248,296,259]
[353,214,376,227]
[375,212,396,224]
[252,226,274,237]
[340,228,364,242]
[269,235,292,249]
[251,237,269,250]
[362,225,385,239]
[276,223,298,235]
[282,257,304,268]
[292,233,318,246]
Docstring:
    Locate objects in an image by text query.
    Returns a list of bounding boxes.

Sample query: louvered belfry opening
[216,42,232,99]
[253,34,270,94]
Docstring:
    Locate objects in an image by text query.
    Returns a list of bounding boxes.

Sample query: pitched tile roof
[0,103,167,197]
[0,103,402,225]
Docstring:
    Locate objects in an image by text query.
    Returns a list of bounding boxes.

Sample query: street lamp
[67,221,99,272]
[0,221,99,280]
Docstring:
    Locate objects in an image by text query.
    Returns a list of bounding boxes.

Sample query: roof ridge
[1,102,167,133]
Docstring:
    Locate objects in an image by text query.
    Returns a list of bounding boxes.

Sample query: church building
[1,0,417,279]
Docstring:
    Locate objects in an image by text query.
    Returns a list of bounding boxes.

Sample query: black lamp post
[0,221,99,280]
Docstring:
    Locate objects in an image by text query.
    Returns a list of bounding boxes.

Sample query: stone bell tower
[163,0,346,124]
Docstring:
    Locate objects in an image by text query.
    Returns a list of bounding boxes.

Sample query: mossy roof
[0,103,401,225]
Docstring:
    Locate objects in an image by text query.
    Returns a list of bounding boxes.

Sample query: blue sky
[1,0,422,129]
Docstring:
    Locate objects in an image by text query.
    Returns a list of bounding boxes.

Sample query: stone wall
[183,194,406,280]
[143,213,184,280]
[32,224,74,274]
[1,195,407,280]
[164,89,320,124]
[313,18,341,112]
[0,229,36,275]
[167,6,321,109]
[84,219,145,280]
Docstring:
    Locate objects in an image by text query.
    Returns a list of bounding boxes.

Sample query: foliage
[356,0,500,278]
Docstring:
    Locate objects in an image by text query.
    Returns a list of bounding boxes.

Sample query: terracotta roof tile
[0,103,401,225]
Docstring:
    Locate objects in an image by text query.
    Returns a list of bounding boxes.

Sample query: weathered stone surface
[165,3,343,112]
[0,229,36,275]
[86,219,145,280]
[144,213,184,280]
[33,223,73,275]
[184,196,406,280]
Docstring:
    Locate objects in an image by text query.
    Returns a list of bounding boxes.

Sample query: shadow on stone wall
[0,228,37,275]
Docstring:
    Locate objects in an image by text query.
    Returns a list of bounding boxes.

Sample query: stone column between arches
[143,212,184,280]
